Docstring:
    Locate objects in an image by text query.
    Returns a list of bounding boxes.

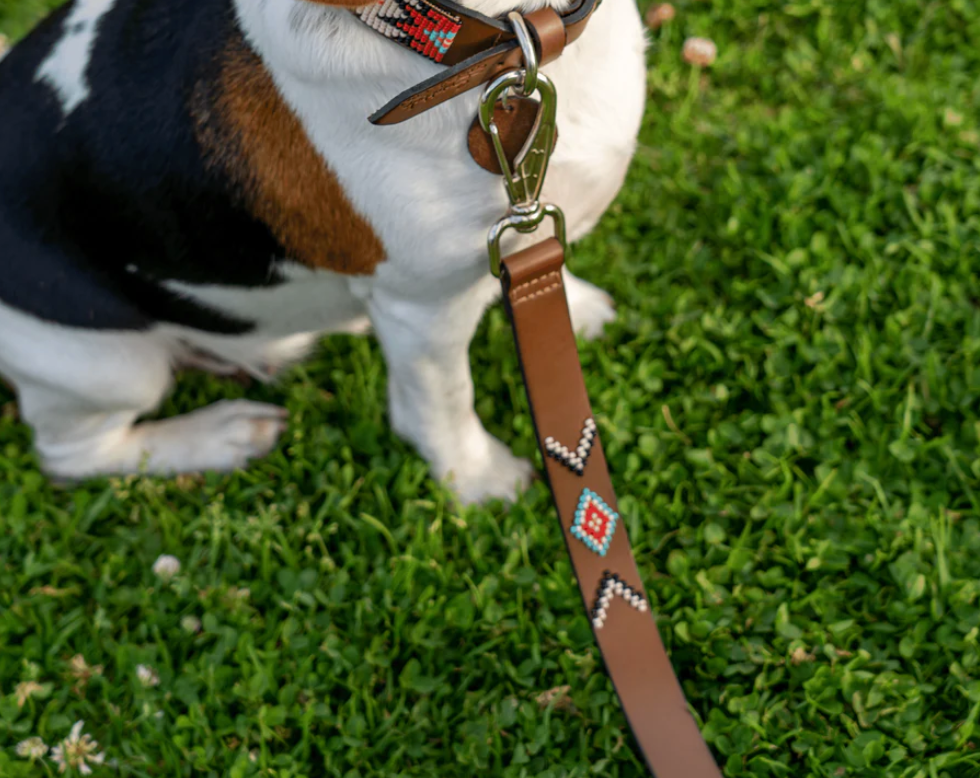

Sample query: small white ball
[152,554,181,581]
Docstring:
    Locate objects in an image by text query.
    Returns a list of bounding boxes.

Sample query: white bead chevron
[590,572,649,630]
[543,417,597,475]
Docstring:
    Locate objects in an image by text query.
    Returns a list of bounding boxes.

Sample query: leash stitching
[511,270,561,293]
[511,280,563,306]
[510,271,562,305]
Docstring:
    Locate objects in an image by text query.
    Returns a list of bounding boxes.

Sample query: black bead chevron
[543,417,597,475]
[590,572,649,630]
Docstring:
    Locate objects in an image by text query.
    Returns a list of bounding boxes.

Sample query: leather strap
[500,238,723,778]
[467,96,546,174]
[364,0,600,124]
[525,8,566,64]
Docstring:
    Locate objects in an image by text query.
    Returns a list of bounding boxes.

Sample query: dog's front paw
[174,400,289,471]
[564,272,616,341]
[442,435,534,505]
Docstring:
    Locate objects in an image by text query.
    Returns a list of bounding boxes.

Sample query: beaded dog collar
[353,0,601,124]
[357,0,467,65]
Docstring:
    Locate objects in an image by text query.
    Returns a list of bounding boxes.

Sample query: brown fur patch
[193,35,385,275]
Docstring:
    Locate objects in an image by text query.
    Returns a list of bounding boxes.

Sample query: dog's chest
[192,35,387,278]
[184,0,647,328]
[0,0,643,337]
[289,0,646,288]
[44,0,646,336]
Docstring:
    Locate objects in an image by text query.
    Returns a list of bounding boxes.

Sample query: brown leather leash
[502,239,721,777]
[356,2,724,774]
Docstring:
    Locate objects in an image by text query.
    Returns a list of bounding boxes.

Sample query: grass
[3,0,980,775]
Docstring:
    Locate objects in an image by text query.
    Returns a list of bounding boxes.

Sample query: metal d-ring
[487,202,566,277]
[507,12,538,95]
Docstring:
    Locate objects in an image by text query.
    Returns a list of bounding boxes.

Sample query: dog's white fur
[35,0,119,115]
[4,0,646,502]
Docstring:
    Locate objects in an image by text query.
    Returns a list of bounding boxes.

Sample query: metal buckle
[479,15,566,277]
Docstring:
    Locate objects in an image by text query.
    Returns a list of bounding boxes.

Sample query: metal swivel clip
[480,12,567,277]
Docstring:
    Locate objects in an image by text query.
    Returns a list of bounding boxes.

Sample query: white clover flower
[136,664,160,687]
[805,291,825,310]
[68,654,103,693]
[791,646,816,665]
[14,681,44,708]
[683,37,718,67]
[50,721,104,775]
[180,615,202,633]
[151,554,181,580]
[15,737,48,760]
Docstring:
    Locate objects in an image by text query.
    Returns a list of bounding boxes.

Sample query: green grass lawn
[3,0,980,776]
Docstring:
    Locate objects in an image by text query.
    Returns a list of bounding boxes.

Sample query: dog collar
[354,0,601,124]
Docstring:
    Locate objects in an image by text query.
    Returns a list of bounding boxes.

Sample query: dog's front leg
[563,268,617,340]
[367,276,533,504]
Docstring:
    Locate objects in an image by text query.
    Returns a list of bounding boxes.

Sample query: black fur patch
[0,0,297,332]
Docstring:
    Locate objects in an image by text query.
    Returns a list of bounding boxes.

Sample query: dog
[0,0,646,503]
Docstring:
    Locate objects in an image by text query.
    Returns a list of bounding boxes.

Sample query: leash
[502,236,721,777]
[356,3,724,774]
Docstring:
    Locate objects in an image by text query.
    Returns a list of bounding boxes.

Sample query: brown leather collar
[354,0,601,124]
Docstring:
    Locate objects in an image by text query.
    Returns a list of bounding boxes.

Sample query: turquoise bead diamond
[570,488,618,557]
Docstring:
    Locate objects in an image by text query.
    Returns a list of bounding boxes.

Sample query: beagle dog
[0,0,645,503]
